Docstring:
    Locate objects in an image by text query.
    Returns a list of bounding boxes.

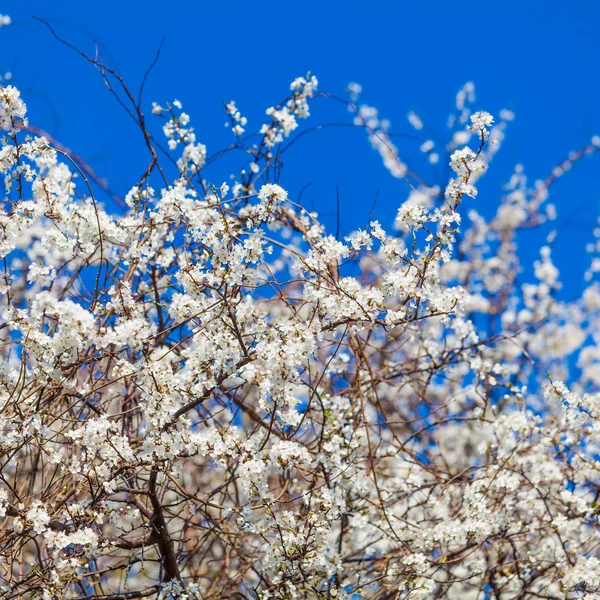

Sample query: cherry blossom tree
[2,14,600,600]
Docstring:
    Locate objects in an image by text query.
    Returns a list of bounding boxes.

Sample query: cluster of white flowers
[468,110,494,139]
[260,74,318,147]
[353,102,409,178]
[154,99,207,173]
[0,84,26,130]
[224,100,247,136]
[158,580,201,599]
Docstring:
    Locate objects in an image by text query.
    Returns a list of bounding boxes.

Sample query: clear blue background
[3,0,600,297]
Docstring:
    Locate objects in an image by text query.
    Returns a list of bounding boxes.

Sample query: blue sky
[3,0,600,297]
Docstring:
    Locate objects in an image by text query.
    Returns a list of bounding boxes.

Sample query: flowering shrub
[3,17,600,600]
